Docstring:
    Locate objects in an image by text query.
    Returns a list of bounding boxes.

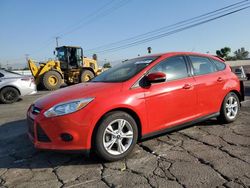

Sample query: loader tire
[80,70,94,82]
[42,71,62,90]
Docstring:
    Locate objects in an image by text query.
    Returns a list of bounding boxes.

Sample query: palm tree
[234,48,249,60]
[147,47,152,54]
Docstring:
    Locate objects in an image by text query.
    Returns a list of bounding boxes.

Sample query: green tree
[103,62,112,68]
[216,47,231,60]
[234,47,249,60]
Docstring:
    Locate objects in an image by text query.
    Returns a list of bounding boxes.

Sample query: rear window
[4,70,21,75]
[211,59,226,71]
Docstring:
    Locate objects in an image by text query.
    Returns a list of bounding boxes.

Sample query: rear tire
[42,71,62,90]
[217,92,240,123]
[80,70,94,82]
[0,87,20,104]
[94,111,138,161]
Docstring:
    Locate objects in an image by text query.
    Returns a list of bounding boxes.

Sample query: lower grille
[36,124,51,142]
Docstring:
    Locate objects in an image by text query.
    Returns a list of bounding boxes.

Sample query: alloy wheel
[4,90,17,102]
[225,96,239,119]
[103,119,134,155]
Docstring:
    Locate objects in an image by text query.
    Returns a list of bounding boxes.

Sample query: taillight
[21,77,30,81]
[21,77,34,82]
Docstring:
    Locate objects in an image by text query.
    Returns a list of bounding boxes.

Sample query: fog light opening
[60,133,73,142]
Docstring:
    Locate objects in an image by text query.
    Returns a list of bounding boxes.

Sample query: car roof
[140,52,224,62]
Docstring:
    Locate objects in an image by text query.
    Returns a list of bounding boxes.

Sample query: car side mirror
[146,72,166,83]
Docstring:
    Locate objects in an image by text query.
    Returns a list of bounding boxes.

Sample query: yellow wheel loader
[28,46,101,90]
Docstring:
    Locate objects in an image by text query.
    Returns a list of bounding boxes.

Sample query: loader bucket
[28,59,39,77]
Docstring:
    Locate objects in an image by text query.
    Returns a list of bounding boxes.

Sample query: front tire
[217,92,240,123]
[0,87,20,104]
[94,111,138,161]
[42,71,62,90]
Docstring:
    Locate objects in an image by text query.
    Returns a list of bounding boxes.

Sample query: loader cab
[56,46,83,70]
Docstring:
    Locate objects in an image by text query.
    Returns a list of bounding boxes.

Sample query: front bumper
[27,105,94,152]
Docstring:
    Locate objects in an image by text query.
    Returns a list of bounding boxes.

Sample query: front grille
[27,117,34,138]
[36,124,51,142]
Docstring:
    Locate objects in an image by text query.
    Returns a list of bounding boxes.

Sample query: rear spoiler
[212,55,225,62]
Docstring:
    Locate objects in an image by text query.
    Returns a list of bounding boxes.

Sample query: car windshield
[91,56,158,82]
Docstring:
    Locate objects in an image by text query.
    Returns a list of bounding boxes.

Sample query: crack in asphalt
[234,178,248,188]
[219,146,250,164]
[100,164,112,188]
[0,178,5,186]
[52,168,64,188]
[183,128,250,164]
[138,144,186,188]
[198,126,250,147]
[228,127,250,138]
[178,132,250,184]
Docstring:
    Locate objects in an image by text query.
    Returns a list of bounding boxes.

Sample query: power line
[86,0,249,52]
[87,4,250,54]
[86,0,248,51]
[85,0,249,53]
[56,0,116,37]
[58,0,131,37]
[99,6,250,53]
[25,0,131,58]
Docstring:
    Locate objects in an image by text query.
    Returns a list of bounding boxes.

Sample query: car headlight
[44,98,94,117]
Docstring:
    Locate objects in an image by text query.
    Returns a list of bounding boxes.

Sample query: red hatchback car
[27,52,244,161]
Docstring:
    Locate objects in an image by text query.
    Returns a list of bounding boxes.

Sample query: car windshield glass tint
[91,57,158,82]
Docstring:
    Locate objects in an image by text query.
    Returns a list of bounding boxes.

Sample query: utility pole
[55,36,60,47]
[25,54,29,61]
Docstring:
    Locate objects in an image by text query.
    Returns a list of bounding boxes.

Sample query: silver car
[0,69,37,104]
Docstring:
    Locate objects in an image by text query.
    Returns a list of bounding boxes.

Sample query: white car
[0,69,37,104]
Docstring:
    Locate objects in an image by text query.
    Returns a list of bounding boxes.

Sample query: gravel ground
[0,82,249,188]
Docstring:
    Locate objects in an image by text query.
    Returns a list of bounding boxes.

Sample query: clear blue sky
[0,0,250,68]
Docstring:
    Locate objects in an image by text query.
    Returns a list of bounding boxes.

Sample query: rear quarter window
[0,72,4,77]
[211,59,226,71]
[189,56,217,76]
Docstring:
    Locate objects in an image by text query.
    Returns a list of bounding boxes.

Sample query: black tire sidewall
[220,92,240,123]
[95,111,138,161]
[0,87,19,104]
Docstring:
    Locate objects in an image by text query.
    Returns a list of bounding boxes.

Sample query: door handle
[217,77,223,82]
[183,84,192,89]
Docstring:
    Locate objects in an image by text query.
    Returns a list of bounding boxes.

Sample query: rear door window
[189,56,217,76]
[149,56,189,81]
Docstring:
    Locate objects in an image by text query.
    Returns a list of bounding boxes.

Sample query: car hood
[35,82,123,109]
